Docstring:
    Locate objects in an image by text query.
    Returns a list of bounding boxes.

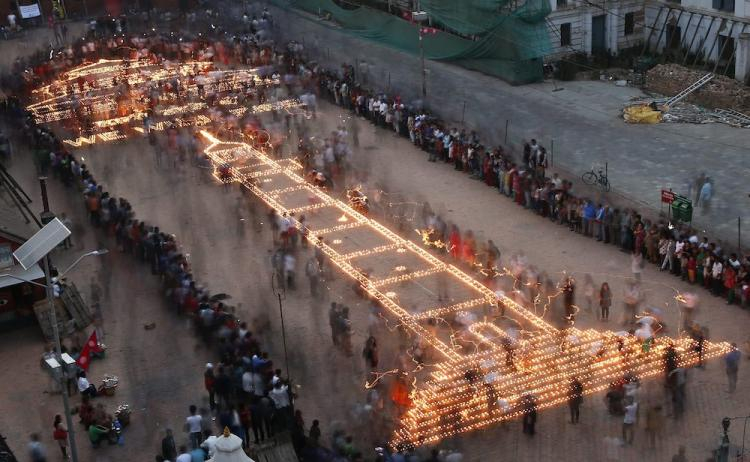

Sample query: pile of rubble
[644,64,750,113]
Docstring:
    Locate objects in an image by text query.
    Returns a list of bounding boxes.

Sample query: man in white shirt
[185,405,203,449]
[712,259,724,295]
[269,382,290,409]
[269,381,291,429]
[530,139,540,159]
[242,368,255,396]
[77,371,97,398]
[622,399,638,444]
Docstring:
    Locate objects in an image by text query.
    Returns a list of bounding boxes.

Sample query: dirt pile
[645,64,750,113]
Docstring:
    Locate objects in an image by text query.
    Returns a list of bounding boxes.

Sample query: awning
[0,263,45,289]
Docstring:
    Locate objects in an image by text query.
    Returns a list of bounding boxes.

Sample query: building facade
[545,0,750,82]
[644,0,750,81]
[546,0,646,57]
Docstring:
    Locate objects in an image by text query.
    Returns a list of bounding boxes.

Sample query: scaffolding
[271,0,552,84]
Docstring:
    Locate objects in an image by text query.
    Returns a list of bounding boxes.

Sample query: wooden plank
[33,299,74,340]
[60,282,93,329]
[250,437,297,462]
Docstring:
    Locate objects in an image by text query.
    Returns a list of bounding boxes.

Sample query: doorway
[592,15,607,53]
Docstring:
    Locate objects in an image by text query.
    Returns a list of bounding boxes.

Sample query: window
[712,0,735,12]
[560,23,572,46]
[624,12,634,35]
[557,0,568,8]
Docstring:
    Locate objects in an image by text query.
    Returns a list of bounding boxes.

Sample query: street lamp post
[419,30,426,99]
[41,252,79,462]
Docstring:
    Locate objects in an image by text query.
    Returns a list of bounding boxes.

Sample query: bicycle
[581,163,610,192]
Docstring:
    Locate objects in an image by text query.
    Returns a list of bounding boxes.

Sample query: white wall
[645,2,750,80]
[546,0,645,58]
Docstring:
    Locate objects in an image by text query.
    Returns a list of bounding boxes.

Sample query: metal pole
[742,416,748,461]
[37,0,46,25]
[718,420,730,462]
[551,139,554,167]
[691,16,717,65]
[667,10,685,51]
[419,32,426,99]
[700,18,725,68]
[682,14,705,65]
[641,6,664,57]
[651,8,673,56]
[39,178,79,462]
[739,216,742,253]
[713,21,736,72]
[276,292,291,385]
[677,12,695,53]
[504,119,509,145]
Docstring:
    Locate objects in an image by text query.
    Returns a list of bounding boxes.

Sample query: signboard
[661,189,675,204]
[18,3,41,18]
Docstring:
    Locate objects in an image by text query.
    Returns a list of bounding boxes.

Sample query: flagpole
[39,178,80,462]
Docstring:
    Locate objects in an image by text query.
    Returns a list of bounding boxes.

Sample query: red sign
[661,189,675,204]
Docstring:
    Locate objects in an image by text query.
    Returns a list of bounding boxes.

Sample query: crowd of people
[312,66,750,312]
[2,18,419,460]
[4,5,746,461]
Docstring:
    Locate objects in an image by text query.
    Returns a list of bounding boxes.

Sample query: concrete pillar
[736,32,750,83]
[607,7,619,54]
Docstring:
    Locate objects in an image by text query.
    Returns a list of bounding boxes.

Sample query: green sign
[671,194,693,222]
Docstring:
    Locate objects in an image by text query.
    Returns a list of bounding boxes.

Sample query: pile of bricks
[645,64,750,113]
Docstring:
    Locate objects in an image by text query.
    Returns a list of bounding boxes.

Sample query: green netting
[271,0,551,84]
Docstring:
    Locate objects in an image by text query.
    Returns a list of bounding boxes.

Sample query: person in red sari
[513,171,524,206]
[449,225,461,261]
[483,152,497,187]
[390,375,412,415]
[462,230,477,267]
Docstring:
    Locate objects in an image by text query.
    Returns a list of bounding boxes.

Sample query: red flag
[76,331,102,370]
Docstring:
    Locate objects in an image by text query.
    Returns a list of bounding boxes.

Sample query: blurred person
[162,428,177,461]
[186,405,203,449]
[672,445,687,462]
[362,335,379,369]
[644,404,664,449]
[622,398,638,444]
[599,282,612,321]
[568,377,583,424]
[622,282,642,326]
[582,274,595,314]
[521,393,537,436]
[726,343,741,393]
[176,445,191,462]
[52,415,68,459]
[28,433,47,462]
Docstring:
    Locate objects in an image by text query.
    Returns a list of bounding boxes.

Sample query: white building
[546,0,646,57]
[643,0,750,81]
[545,0,750,82]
